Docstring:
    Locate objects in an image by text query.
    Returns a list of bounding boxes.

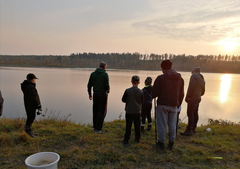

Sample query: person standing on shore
[87,62,110,134]
[122,75,144,146]
[180,67,205,136]
[0,90,4,117]
[152,60,184,150]
[141,77,153,132]
[21,73,42,138]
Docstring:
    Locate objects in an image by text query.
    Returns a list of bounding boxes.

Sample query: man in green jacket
[87,62,110,133]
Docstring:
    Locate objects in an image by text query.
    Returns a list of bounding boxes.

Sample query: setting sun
[218,39,239,52]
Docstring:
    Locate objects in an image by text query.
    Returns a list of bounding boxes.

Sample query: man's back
[122,86,143,114]
[87,68,110,95]
[186,73,205,100]
[152,69,184,107]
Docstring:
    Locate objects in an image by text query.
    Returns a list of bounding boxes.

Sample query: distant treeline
[1,52,240,73]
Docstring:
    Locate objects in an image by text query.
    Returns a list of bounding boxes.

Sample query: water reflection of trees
[1,53,240,73]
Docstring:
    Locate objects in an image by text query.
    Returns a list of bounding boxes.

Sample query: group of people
[18,60,205,151]
[87,60,205,150]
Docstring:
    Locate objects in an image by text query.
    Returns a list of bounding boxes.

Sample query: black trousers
[187,98,201,130]
[93,92,107,130]
[25,107,36,127]
[124,113,141,142]
[141,104,152,125]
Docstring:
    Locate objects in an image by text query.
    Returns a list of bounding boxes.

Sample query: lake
[0,66,239,126]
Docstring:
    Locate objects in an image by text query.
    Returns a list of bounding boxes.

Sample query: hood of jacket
[95,68,106,74]
[163,69,182,81]
[21,80,36,92]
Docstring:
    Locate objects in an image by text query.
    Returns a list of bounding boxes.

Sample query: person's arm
[105,73,110,93]
[178,78,184,107]
[185,75,196,101]
[200,74,205,96]
[151,77,160,99]
[87,74,93,99]
[0,91,3,116]
[122,90,127,103]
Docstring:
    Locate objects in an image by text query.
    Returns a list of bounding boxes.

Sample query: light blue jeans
[156,105,178,143]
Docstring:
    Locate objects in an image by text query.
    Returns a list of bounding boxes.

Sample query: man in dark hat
[21,73,42,137]
[152,60,184,150]
[87,62,110,134]
[180,67,205,136]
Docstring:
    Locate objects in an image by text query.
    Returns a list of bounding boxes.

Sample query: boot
[156,140,164,150]
[168,141,174,150]
[25,126,35,138]
[180,127,193,136]
[31,125,38,137]
[146,124,152,131]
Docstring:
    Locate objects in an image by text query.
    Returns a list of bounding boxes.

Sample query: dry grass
[0,116,239,169]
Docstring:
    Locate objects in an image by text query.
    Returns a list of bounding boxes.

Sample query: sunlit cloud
[132,0,240,43]
[220,74,232,103]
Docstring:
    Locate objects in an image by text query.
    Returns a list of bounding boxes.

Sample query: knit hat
[161,60,172,70]
[145,77,152,85]
[192,67,200,73]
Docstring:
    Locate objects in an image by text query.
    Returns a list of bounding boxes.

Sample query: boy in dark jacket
[21,73,42,138]
[141,77,153,132]
[122,75,144,146]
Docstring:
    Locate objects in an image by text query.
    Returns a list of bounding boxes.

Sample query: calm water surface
[0,67,239,126]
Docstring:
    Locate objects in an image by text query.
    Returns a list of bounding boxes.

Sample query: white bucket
[25,152,60,169]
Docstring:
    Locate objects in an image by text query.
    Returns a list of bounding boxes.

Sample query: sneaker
[156,140,164,150]
[168,141,174,150]
[94,129,103,134]
[122,140,129,147]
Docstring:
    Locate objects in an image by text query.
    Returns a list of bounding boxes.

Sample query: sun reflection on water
[220,74,232,103]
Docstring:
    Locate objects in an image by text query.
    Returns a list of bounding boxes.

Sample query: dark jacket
[142,85,153,104]
[122,86,144,114]
[21,80,41,111]
[185,73,205,101]
[87,68,110,97]
[152,69,184,107]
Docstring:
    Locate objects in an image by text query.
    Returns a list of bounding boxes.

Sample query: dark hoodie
[21,80,41,111]
[152,69,184,107]
[87,68,110,97]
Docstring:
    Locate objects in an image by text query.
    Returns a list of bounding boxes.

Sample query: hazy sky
[1,0,240,55]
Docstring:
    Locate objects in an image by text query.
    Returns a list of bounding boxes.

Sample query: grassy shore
[0,116,239,169]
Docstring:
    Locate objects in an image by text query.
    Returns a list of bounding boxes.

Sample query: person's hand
[89,96,92,100]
